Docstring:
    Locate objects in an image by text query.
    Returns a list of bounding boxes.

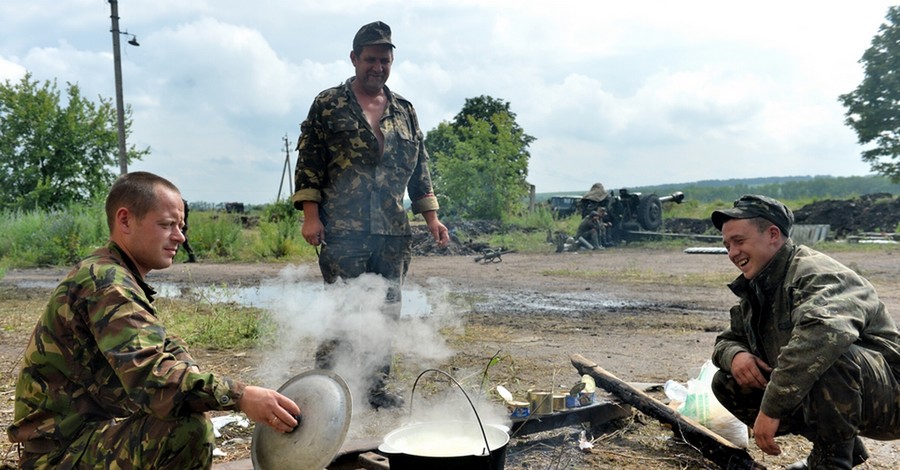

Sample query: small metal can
[552,393,567,411]
[508,400,530,418]
[530,392,553,415]
[578,391,595,406]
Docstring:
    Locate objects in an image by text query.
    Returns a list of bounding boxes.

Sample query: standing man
[292,21,449,409]
[181,199,198,263]
[709,194,900,469]
[8,172,301,469]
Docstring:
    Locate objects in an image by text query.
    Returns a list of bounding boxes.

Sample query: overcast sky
[1,1,895,204]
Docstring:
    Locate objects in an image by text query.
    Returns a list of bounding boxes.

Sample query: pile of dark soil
[664,218,714,235]
[410,220,504,256]
[659,194,900,239]
[793,193,899,237]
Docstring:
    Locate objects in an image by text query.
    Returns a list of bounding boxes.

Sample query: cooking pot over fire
[250,369,352,470]
[378,369,509,470]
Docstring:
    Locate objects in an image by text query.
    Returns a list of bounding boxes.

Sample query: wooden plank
[571,354,767,470]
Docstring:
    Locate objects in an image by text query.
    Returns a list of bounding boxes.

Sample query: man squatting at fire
[292,21,450,409]
[709,194,900,469]
[7,172,301,469]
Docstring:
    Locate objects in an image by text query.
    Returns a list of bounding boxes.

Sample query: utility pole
[277,134,294,201]
[109,0,129,175]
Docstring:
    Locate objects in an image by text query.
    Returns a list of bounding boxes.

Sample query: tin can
[578,391,595,406]
[552,393,567,411]
[508,400,530,418]
[530,392,553,415]
[565,394,579,408]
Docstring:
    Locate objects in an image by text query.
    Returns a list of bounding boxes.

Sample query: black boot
[315,338,351,370]
[367,365,405,410]
[788,436,868,469]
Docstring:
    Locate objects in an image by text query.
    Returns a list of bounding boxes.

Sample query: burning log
[570,354,766,470]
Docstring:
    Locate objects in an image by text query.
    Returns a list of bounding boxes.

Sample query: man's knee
[141,414,215,470]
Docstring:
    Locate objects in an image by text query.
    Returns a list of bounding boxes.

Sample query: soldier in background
[181,199,197,263]
[709,195,900,469]
[8,172,300,469]
[575,210,605,250]
[292,21,449,409]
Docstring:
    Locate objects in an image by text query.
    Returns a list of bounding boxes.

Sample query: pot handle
[409,369,493,460]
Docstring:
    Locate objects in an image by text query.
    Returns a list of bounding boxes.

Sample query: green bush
[0,204,106,266]
[186,212,243,259]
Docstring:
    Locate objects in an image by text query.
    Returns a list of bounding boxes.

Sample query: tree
[839,6,900,183]
[0,73,148,211]
[425,96,534,219]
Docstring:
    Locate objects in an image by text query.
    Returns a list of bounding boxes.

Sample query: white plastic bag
[675,360,749,449]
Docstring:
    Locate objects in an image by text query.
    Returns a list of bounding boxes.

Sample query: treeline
[539,175,900,204]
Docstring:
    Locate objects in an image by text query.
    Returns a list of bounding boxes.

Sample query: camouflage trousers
[18,413,214,470]
[712,344,900,446]
[315,233,411,384]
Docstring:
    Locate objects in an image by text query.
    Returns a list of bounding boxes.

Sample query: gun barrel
[658,191,685,204]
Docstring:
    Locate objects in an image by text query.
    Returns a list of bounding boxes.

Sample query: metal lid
[251,369,352,470]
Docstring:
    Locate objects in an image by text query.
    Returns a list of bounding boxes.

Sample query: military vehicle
[548,196,581,218]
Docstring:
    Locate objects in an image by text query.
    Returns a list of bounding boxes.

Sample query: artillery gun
[579,183,685,244]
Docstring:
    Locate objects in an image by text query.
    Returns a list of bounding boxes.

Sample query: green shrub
[186,212,243,259]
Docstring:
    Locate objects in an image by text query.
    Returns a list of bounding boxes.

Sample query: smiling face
[113,185,186,277]
[350,44,393,95]
[721,218,784,280]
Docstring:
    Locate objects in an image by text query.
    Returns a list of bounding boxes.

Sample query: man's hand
[730,352,772,389]
[301,202,325,246]
[753,411,782,455]
[422,210,450,248]
[238,385,302,433]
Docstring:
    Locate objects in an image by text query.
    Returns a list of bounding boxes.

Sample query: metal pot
[379,369,509,470]
[379,420,509,470]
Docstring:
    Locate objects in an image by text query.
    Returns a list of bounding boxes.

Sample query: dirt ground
[2,245,899,469]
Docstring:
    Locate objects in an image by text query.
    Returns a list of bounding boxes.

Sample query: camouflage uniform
[712,240,900,467]
[7,242,246,469]
[291,77,438,403]
[575,212,605,249]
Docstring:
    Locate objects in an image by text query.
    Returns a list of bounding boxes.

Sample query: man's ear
[768,225,782,243]
[114,207,132,235]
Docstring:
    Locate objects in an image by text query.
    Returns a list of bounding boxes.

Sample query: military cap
[353,21,395,50]
[711,194,794,236]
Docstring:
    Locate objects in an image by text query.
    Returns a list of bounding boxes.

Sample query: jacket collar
[107,241,157,303]
[728,240,796,299]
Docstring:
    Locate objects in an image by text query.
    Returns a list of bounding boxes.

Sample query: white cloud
[0,0,895,202]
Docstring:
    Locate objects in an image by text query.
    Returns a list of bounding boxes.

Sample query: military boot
[314,338,351,370]
[367,364,405,410]
[786,436,868,470]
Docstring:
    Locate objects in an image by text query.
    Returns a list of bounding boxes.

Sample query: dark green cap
[353,21,395,51]
[711,194,794,236]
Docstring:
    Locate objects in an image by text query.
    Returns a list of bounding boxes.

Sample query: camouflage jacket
[712,241,900,419]
[291,78,439,236]
[7,243,245,445]
[576,216,601,237]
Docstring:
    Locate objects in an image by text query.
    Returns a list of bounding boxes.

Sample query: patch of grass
[155,296,275,350]
[0,287,45,334]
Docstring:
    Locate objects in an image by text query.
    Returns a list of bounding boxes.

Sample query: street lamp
[108,0,139,175]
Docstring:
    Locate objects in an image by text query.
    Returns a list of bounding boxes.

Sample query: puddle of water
[10,280,646,316]
[11,279,432,316]
[155,281,435,317]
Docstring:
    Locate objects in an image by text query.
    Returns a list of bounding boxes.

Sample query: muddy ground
[2,244,900,469]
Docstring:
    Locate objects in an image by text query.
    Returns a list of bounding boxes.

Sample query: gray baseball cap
[711,194,794,236]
